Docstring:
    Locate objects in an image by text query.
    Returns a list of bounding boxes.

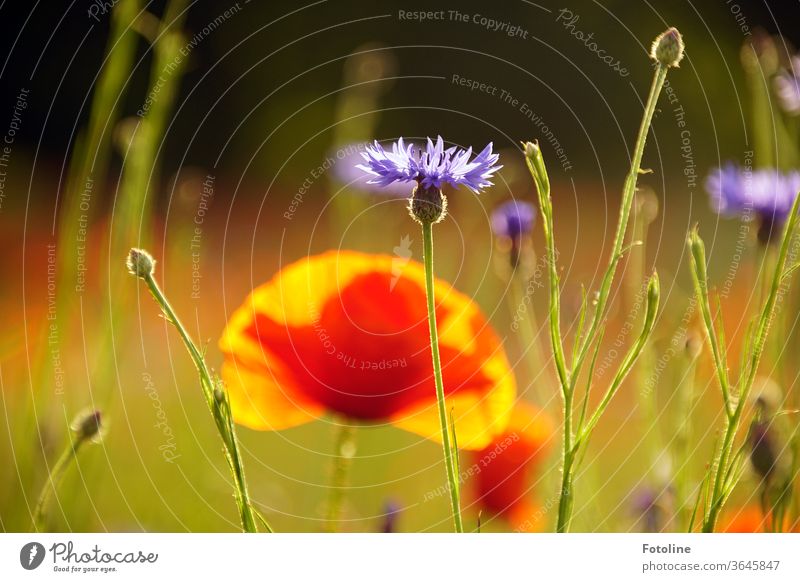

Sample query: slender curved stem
[33,439,84,532]
[570,64,668,390]
[421,221,464,533]
[139,270,262,533]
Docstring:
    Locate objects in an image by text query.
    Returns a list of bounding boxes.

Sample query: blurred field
[2,1,800,534]
[1,159,778,532]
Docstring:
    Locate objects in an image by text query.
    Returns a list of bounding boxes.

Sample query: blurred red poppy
[720,506,800,532]
[470,402,553,531]
[219,251,516,449]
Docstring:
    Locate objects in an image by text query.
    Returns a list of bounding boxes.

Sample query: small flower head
[522,141,550,196]
[705,164,800,243]
[379,500,401,533]
[357,136,501,194]
[491,200,536,272]
[774,57,800,116]
[491,200,536,240]
[126,248,155,278]
[650,27,684,68]
[631,487,669,533]
[71,409,104,443]
[748,417,777,482]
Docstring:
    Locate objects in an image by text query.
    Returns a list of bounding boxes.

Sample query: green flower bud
[126,248,155,279]
[408,184,447,225]
[71,410,104,442]
[523,141,550,196]
[650,27,684,68]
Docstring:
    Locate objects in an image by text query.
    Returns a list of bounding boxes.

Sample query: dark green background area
[0,0,794,190]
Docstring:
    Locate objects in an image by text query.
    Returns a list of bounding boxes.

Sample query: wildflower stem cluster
[525,31,678,531]
[127,249,267,533]
[688,190,800,532]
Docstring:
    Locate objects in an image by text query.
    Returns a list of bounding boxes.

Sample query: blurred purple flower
[705,164,800,222]
[775,57,800,115]
[631,487,666,533]
[357,136,501,194]
[330,143,410,196]
[379,500,401,533]
[491,200,536,240]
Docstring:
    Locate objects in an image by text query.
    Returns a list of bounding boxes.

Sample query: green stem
[556,393,574,532]
[33,439,84,532]
[421,221,464,533]
[140,270,261,533]
[702,412,739,532]
[570,64,668,387]
[629,202,662,477]
[324,422,356,532]
[674,353,698,531]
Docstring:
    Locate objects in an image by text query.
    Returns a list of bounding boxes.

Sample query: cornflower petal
[356,135,501,194]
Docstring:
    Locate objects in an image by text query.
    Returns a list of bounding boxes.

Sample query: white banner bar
[1,533,798,581]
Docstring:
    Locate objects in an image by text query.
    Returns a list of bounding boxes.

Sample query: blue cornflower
[357,135,501,194]
[491,200,536,240]
[706,164,800,219]
[706,164,800,242]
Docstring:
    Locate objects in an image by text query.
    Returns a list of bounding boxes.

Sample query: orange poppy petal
[221,359,324,431]
[507,500,548,532]
[389,359,515,450]
[219,251,516,446]
[719,506,800,533]
[471,402,554,517]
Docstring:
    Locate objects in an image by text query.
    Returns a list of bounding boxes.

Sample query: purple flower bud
[650,27,685,68]
[379,500,401,533]
[631,487,666,533]
[748,419,777,482]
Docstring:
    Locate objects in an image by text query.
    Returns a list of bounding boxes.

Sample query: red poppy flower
[219,251,515,449]
[720,506,800,532]
[470,402,553,531]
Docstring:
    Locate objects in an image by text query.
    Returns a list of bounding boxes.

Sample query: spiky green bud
[651,27,684,68]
